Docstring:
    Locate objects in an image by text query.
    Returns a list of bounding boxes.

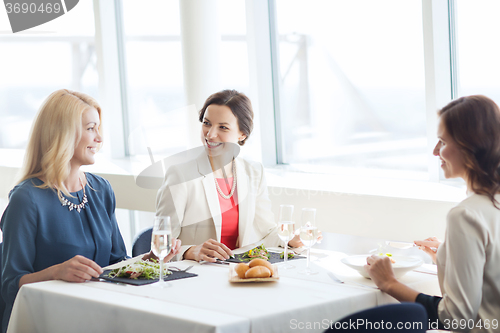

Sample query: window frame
[94,0,459,184]
[261,0,456,182]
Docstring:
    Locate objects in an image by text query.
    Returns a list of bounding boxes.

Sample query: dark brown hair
[439,95,500,208]
[198,90,254,146]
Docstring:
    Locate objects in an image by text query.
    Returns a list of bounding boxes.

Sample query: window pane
[122,0,185,163]
[275,0,426,179]
[0,1,97,149]
[456,0,500,105]
[122,0,258,163]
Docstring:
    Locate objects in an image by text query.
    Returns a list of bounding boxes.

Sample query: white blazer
[156,154,283,259]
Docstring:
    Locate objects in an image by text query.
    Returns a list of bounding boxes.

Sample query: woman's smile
[205,139,223,148]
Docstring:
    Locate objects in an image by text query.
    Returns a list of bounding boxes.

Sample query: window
[455,0,500,105]
[121,0,257,166]
[273,0,427,180]
[121,0,186,162]
[0,1,97,148]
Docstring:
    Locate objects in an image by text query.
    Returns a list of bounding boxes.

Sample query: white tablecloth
[7,250,440,333]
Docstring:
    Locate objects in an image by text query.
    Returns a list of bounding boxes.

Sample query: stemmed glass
[151,216,172,288]
[278,204,295,269]
[298,208,318,275]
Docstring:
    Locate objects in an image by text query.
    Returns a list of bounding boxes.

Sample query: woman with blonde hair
[0,89,180,332]
[365,95,500,332]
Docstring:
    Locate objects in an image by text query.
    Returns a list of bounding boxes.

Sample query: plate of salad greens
[99,260,197,286]
[226,245,304,264]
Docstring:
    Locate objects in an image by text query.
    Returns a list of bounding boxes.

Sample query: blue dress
[0,173,127,332]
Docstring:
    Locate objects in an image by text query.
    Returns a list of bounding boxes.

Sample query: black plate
[225,251,304,264]
[99,269,197,286]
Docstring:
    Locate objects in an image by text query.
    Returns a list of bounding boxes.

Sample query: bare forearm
[19,255,104,287]
[383,280,420,303]
[18,264,58,288]
[183,246,195,260]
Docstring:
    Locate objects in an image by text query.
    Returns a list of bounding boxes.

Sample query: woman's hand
[288,230,323,248]
[53,255,103,282]
[364,255,398,292]
[288,234,303,247]
[414,237,441,264]
[143,238,182,263]
[183,239,233,262]
[166,238,182,261]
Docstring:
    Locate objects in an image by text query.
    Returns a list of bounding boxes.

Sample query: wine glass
[151,216,172,288]
[298,208,318,275]
[278,204,295,269]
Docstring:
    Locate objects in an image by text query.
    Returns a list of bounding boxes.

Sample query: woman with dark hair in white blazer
[156,90,304,262]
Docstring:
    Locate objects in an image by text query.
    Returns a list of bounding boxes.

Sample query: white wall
[268,186,454,242]
[0,161,460,245]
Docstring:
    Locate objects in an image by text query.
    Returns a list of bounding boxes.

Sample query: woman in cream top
[365,95,500,332]
[432,193,500,330]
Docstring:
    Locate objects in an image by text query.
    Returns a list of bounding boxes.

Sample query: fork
[168,265,194,272]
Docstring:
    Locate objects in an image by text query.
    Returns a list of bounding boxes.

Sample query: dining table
[6,248,441,333]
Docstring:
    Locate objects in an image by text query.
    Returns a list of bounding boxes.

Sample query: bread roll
[235,263,250,278]
[248,258,273,273]
[245,266,271,278]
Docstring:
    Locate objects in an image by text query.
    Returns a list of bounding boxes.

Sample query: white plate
[341,255,423,279]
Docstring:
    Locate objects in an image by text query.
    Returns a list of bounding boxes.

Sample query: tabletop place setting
[6,208,439,333]
[98,216,199,286]
[96,207,427,288]
[7,209,441,333]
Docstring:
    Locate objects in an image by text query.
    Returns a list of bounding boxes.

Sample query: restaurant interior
[1,1,499,332]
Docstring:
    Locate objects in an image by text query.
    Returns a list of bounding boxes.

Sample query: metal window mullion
[114,0,130,156]
[267,0,284,165]
[93,0,126,158]
[422,0,453,182]
[448,0,458,100]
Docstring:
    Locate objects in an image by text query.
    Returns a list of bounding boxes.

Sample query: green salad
[240,244,270,261]
[280,252,295,259]
[108,259,172,280]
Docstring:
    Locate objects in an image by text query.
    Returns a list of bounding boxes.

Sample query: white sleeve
[438,206,487,323]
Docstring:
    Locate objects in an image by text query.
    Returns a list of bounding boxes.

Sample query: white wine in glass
[278,204,295,269]
[151,216,172,287]
[299,208,318,275]
[299,225,318,248]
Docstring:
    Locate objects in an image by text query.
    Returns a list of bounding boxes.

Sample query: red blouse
[216,177,239,250]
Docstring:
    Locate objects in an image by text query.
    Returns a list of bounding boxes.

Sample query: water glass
[299,208,318,275]
[151,216,172,287]
[278,204,295,269]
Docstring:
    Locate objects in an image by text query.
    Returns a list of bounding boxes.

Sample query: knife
[386,241,416,249]
[200,259,230,265]
[327,271,344,283]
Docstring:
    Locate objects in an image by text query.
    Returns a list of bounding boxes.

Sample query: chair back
[132,227,153,257]
[0,243,5,330]
[326,303,428,332]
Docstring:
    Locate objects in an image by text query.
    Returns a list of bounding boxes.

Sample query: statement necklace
[215,160,237,200]
[58,177,88,213]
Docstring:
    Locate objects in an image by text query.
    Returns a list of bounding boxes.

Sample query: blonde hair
[18,89,102,198]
